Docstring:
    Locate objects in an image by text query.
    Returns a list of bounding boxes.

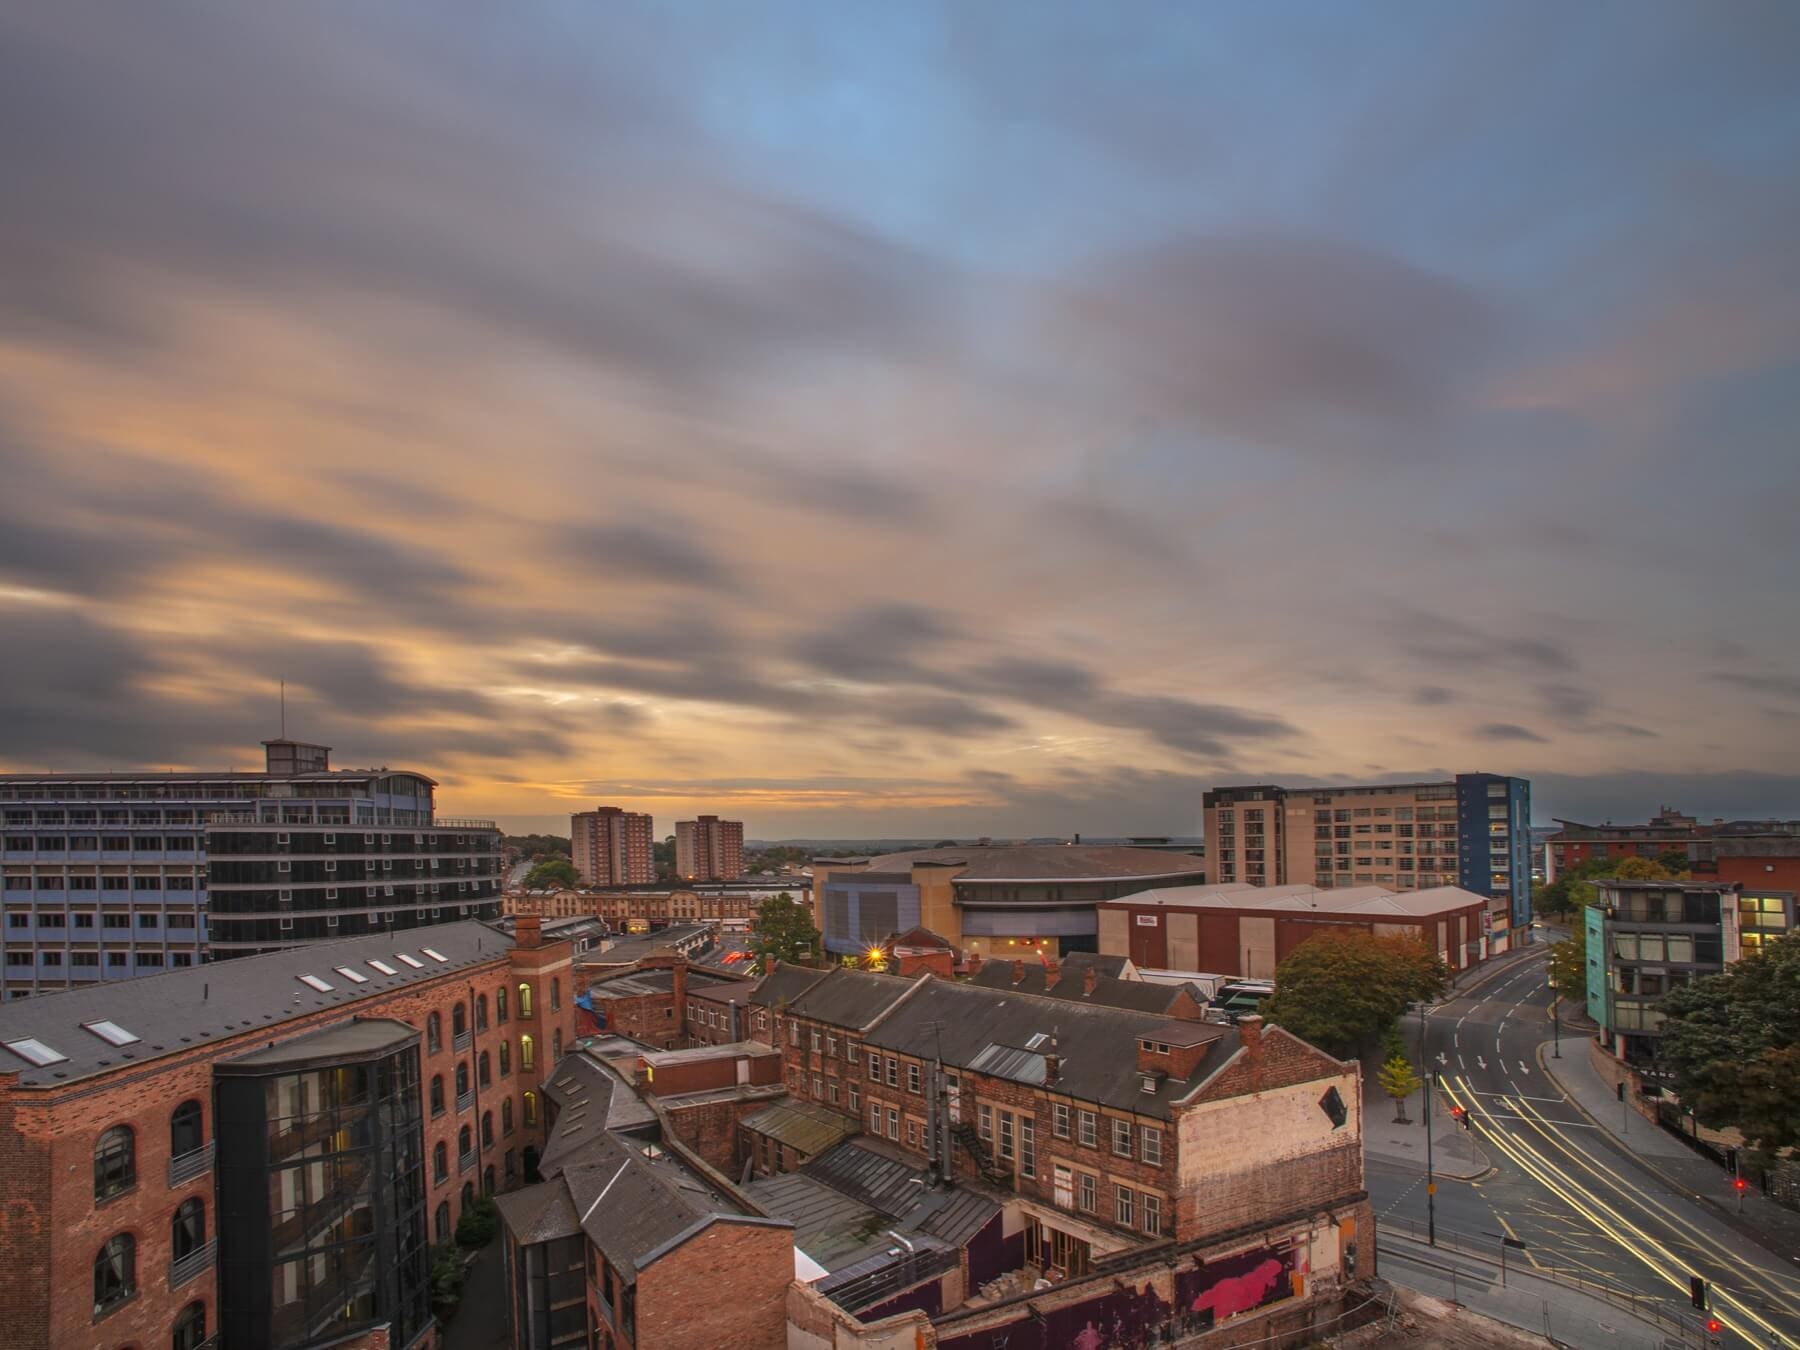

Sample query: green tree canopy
[1547,920,1586,1004]
[524,858,580,889]
[1658,932,1800,1154]
[1377,1055,1424,1122]
[749,891,820,968]
[503,833,570,857]
[1536,854,1685,921]
[1262,931,1448,1057]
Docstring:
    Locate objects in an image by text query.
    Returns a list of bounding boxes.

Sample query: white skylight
[367,959,398,975]
[396,953,424,968]
[333,966,369,984]
[82,1020,141,1047]
[3,1038,68,1067]
[421,948,448,963]
[298,974,334,993]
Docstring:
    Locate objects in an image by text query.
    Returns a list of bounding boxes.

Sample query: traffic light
[1690,1276,1707,1309]
[1451,1105,1471,1132]
[1705,1316,1722,1336]
[1732,1177,1748,1194]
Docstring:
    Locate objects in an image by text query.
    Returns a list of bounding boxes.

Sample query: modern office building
[0,738,501,996]
[674,814,744,882]
[570,806,656,886]
[1202,774,1533,950]
[0,917,576,1349]
[810,845,1207,961]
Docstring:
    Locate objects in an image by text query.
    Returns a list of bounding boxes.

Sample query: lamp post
[1426,1069,1437,1246]
[1552,994,1561,1058]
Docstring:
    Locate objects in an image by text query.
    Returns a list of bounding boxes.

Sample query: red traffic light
[1732,1177,1748,1192]
[1450,1105,1466,1118]
[1705,1317,1722,1333]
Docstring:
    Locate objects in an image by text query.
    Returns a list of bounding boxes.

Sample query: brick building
[1096,882,1492,979]
[579,952,753,1050]
[674,815,745,882]
[570,807,655,886]
[588,883,792,931]
[1544,807,1703,879]
[0,916,575,1350]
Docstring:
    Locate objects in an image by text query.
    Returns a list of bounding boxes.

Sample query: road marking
[1453,1033,1460,1048]
[1458,1055,1466,1069]
[1518,1062,1531,1075]
[1476,1055,1487,1070]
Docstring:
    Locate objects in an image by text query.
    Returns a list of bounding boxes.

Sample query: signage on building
[1136,914,1160,926]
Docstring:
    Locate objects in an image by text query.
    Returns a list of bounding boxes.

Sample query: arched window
[433,1142,448,1182]
[499,1040,511,1076]
[517,982,533,1018]
[462,1180,475,1210]
[93,1233,135,1313]
[553,1028,563,1059]
[496,985,509,1022]
[502,1098,514,1135]
[519,1034,534,1070]
[426,1012,442,1054]
[458,1125,472,1160]
[452,1003,467,1038]
[454,1063,469,1098]
[478,1051,491,1088]
[430,1075,445,1116]
[172,1300,207,1350]
[481,1111,494,1148]
[483,1164,495,1196]
[476,994,489,1031]
[171,1197,205,1260]
[94,1125,135,1201]
[169,1100,203,1158]
[551,977,561,1012]
[523,1090,538,1126]
[434,1202,451,1243]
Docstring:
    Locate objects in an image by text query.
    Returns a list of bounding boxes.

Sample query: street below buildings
[1368,946,1800,1349]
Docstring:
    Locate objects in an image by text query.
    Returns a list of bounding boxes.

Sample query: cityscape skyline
[4,4,1799,839]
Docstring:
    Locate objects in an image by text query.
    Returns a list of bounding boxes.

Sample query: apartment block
[0,738,500,996]
[0,917,575,1350]
[570,806,656,886]
[674,814,744,882]
[1203,774,1532,950]
[1545,806,1703,880]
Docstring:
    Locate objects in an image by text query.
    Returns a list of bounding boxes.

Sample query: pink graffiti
[1070,1323,1105,1350]
[1190,1258,1287,1319]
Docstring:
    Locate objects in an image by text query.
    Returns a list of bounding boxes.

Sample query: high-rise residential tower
[1202,773,1533,950]
[569,805,655,885]
[674,814,744,882]
[0,738,502,994]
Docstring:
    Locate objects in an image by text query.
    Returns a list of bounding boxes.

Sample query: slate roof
[740,1098,858,1157]
[749,964,830,1009]
[0,920,513,1087]
[562,1133,755,1276]
[859,979,1230,1119]
[784,969,919,1029]
[863,845,1206,882]
[493,1178,583,1244]
[538,1050,657,1175]
[218,1017,416,1070]
[1044,974,1197,1015]
[586,967,742,999]
[971,962,1048,993]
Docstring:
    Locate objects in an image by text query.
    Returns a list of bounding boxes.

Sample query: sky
[3,3,1799,839]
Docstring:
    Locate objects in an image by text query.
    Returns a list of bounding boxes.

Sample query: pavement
[1539,1030,1800,1268]
[1363,1071,1489,1179]
[442,1244,507,1350]
[1375,1225,1703,1350]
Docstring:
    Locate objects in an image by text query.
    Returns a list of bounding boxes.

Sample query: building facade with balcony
[0,738,500,996]
[0,917,575,1350]
[1202,774,1533,951]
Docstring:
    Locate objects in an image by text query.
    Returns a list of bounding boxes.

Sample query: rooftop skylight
[421,948,448,963]
[396,953,424,969]
[298,974,334,993]
[3,1038,68,1067]
[333,966,369,984]
[82,1020,141,1047]
[368,959,398,975]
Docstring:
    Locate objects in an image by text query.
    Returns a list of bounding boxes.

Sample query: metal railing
[168,1141,215,1186]
[453,1029,472,1052]
[456,1090,474,1114]
[1375,1216,1702,1343]
[458,1150,475,1175]
[169,1238,216,1288]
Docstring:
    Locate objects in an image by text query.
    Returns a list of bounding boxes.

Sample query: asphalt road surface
[1370,947,1800,1349]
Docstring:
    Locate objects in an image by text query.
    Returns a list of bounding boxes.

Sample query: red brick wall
[0,943,577,1350]
[1718,855,1800,891]
[662,1096,777,1175]
[636,1221,792,1350]
[594,989,681,1047]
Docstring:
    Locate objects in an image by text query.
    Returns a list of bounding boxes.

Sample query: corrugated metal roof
[740,1098,858,1156]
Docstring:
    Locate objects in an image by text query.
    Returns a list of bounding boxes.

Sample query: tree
[1262,931,1448,1057]
[524,858,579,889]
[1547,919,1586,1009]
[749,892,820,968]
[1378,1055,1423,1123]
[503,833,570,857]
[1658,932,1800,1154]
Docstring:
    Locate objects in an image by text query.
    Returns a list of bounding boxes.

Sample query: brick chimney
[1083,965,1098,998]
[515,914,542,949]
[672,958,689,1030]
[1043,957,1061,988]
[1042,1051,1059,1084]
[966,952,983,977]
[1237,1014,1265,1091]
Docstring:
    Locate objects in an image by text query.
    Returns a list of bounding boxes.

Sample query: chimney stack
[516,914,542,949]
[1083,965,1098,998]
[1238,1014,1265,1091]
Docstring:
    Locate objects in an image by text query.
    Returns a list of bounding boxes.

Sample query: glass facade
[216,1031,429,1348]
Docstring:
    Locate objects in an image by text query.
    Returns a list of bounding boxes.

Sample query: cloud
[564,522,738,592]
[1713,671,1800,701]
[1412,685,1458,706]
[1474,722,1549,743]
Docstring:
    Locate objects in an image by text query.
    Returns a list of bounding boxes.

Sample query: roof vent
[1140,1071,1166,1094]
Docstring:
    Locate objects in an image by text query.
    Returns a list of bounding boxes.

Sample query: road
[1369,946,1800,1349]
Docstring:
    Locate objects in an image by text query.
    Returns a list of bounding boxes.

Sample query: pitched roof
[739,1098,858,1157]
[493,1179,583,1244]
[860,980,1230,1119]
[538,1050,658,1175]
[1043,974,1195,1015]
[784,969,919,1029]
[749,964,830,1009]
[0,920,513,1087]
[563,1134,744,1276]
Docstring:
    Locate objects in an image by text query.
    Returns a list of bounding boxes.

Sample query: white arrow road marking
[1477,1055,1488,1071]
[1437,1052,1448,1067]
[1519,1062,1531,1075]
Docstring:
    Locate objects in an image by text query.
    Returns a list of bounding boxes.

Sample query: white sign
[1135,914,1160,926]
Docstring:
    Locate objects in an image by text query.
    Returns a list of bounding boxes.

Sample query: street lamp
[1548,975,1562,1058]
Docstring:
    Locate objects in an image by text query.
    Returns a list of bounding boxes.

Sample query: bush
[430,1243,466,1317]
[456,1195,499,1249]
